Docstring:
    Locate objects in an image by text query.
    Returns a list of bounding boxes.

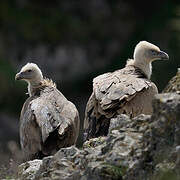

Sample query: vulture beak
[15,72,23,80]
[158,51,169,60]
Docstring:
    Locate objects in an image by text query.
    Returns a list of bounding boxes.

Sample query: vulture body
[84,41,169,140]
[15,63,79,160]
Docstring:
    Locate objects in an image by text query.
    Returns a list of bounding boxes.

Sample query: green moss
[0,166,17,180]
[153,170,179,180]
[100,163,127,180]
[153,162,179,180]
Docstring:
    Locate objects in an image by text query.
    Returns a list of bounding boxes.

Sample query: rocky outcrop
[18,92,180,180]
[18,160,42,180]
[163,68,180,93]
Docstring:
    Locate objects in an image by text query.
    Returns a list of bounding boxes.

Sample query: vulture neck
[133,58,152,79]
[27,79,43,96]
[27,78,56,96]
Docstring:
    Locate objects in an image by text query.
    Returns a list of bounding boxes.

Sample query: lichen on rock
[18,159,42,180]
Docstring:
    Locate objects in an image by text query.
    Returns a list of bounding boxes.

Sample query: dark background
[0,0,179,166]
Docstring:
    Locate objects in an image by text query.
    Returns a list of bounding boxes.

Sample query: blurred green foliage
[0,0,179,117]
[0,0,179,140]
[0,59,25,114]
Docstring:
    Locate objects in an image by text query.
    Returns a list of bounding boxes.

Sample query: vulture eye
[150,49,156,54]
[27,69,32,72]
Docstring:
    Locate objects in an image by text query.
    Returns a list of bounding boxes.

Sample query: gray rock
[18,93,180,180]
[108,114,131,133]
[34,147,82,180]
[18,159,42,180]
[163,68,180,93]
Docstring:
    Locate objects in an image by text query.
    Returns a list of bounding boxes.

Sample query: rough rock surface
[163,68,180,93]
[18,93,180,180]
[18,160,42,180]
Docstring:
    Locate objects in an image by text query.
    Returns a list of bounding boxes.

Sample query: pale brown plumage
[84,41,169,140]
[15,63,80,160]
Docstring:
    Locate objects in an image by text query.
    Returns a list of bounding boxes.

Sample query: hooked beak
[15,72,23,80]
[158,51,169,60]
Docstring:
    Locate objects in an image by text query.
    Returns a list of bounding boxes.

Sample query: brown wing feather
[20,86,80,160]
[20,96,42,160]
[93,68,149,111]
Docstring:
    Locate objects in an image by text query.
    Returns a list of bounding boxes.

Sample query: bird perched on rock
[84,41,169,140]
[15,63,80,160]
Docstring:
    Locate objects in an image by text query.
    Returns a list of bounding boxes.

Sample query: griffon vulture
[15,63,80,160]
[84,41,169,140]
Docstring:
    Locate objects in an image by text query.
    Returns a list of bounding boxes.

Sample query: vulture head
[134,41,169,63]
[15,63,43,84]
[15,63,44,96]
[131,41,169,79]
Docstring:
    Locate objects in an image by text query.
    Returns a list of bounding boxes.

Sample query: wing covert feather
[27,88,79,143]
[93,69,152,111]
